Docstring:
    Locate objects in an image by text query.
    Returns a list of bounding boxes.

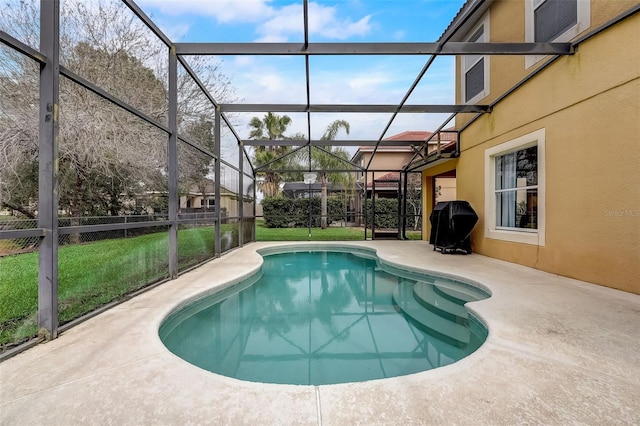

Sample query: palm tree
[249,112,292,197]
[315,120,351,229]
[249,112,291,141]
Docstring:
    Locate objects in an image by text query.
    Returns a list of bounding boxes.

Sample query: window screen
[534,0,577,42]
[465,59,484,102]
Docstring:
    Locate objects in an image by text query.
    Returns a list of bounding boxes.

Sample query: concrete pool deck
[1,241,639,425]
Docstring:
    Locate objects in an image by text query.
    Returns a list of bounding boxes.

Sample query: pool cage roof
[1,0,575,178]
[152,0,571,175]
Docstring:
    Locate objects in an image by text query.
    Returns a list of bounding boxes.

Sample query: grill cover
[429,201,478,254]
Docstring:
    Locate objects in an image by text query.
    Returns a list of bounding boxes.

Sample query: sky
[131,0,467,142]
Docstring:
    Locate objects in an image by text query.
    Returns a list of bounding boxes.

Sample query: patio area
[1,240,639,425]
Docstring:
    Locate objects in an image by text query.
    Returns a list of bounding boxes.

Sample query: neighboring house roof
[374,172,400,182]
[384,131,431,141]
[351,130,458,162]
[361,172,401,190]
[355,131,429,154]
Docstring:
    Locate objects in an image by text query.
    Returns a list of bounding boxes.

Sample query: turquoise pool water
[159,249,489,385]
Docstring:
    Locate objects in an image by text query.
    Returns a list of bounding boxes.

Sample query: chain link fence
[57,214,169,245]
[0,219,40,256]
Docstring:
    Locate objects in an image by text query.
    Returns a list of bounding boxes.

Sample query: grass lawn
[1,221,421,348]
[256,220,366,241]
[0,226,220,348]
[256,220,423,241]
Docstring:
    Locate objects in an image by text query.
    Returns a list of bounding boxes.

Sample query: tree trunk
[0,201,36,219]
[321,172,328,229]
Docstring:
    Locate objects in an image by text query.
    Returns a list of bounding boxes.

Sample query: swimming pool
[159,247,490,385]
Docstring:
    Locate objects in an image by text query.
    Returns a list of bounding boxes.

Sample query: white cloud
[159,22,191,42]
[232,56,254,67]
[347,74,392,90]
[139,1,458,140]
[257,2,372,42]
[232,66,307,104]
[393,30,406,40]
[138,0,276,23]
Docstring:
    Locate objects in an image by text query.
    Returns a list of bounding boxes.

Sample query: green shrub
[365,198,398,229]
[262,196,347,228]
[261,197,293,228]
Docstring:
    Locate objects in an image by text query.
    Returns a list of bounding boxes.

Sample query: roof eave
[440,0,494,43]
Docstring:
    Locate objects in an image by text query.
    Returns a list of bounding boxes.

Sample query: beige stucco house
[352,130,457,201]
[420,0,640,294]
[179,179,238,218]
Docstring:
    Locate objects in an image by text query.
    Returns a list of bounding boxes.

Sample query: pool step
[393,282,470,345]
[433,280,487,304]
[413,282,468,321]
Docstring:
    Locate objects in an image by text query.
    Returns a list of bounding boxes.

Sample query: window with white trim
[485,129,545,246]
[525,0,589,67]
[461,14,489,104]
[495,146,538,230]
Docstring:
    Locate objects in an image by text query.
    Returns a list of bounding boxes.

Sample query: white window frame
[525,0,590,68]
[485,129,546,246]
[461,13,490,104]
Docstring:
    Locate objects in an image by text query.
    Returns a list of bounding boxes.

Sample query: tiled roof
[355,130,456,151]
[384,131,431,141]
[351,129,458,162]
[374,172,401,182]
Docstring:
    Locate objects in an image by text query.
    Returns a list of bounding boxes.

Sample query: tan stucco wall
[179,194,239,217]
[358,151,414,182]
[456,0,640,128]
[422,160,458,238]
[435,177,456,203]
[450,14,640,294]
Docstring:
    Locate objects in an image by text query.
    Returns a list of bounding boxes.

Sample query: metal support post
[253,173,257,242]
[372,175,376,240]
[214,107,222,256]
[38,0,60,340]
[168,47,178,277]
[401,172,408,240]
[239,142,244,246]
[308,181,312,239]
[363,173,368,240]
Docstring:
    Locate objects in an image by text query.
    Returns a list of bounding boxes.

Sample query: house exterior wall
[179,194,238,217]
[435,177,456,203]
[429,2,640,294]
[220,195,238,217]
[422,159,458,238]
[355,150,415,184]
[455,0,638,122]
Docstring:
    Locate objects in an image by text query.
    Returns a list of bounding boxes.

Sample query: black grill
[429,201,478,254]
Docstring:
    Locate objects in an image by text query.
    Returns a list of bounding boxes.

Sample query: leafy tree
[314,120,352,229]
[180,118,215,208]
[249,112,294,197]
[249,112,291,140]
[0,0,234,218]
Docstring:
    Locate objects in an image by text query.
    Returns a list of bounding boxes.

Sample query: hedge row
[261,196,346,228]
[365,198,398,229]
